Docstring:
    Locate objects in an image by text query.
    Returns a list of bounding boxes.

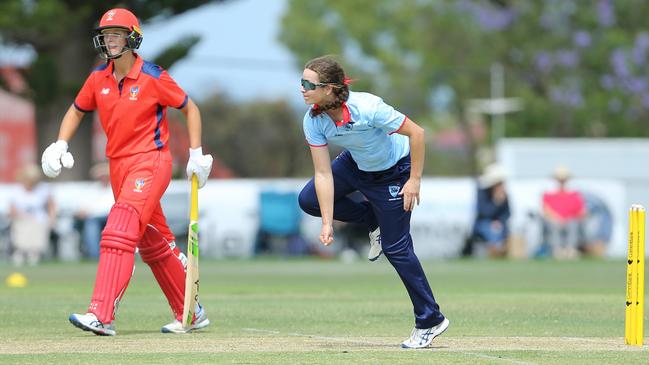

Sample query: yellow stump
[625,205,645,346]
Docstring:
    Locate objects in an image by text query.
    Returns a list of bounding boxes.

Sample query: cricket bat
[182,174,200,328]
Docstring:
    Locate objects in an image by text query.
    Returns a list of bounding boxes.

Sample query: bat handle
[190,174,198,221]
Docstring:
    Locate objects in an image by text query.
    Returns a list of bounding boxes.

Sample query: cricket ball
[5,272,28,288]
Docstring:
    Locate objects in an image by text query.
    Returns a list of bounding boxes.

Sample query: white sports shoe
[368,227,382,261]
[401,318,449,349]
[161,304,210,334]
[69,313,116,336]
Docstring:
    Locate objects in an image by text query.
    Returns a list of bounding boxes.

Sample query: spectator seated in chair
[73,162,113,260]
[468,163,511,258]
[9,164,56,266]
[541,165,586,259]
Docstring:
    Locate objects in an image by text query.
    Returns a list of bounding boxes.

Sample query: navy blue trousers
[298,151,445,328]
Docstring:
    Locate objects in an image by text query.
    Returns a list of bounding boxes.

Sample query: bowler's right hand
[41,140,74,178]
[320,223,334,246]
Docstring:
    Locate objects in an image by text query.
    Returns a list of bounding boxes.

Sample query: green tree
[280,0,649,174]
[0,0,220,179]
[199,93,311,177]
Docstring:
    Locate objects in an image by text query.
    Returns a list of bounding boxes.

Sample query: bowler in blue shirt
[297,55,449,349]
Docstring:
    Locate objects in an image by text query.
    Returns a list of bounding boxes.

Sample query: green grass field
[0,258,646,364]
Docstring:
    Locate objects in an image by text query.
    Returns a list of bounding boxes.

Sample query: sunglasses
[301,78,329,91]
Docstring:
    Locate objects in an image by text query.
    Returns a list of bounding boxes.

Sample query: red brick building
[0,67,36,182]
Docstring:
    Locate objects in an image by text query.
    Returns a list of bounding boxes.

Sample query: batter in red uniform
[41,8,213,336]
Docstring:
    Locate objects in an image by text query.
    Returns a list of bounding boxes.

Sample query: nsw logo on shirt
[101,88,110,95]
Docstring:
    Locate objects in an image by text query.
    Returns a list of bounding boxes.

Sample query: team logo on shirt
[129,86,140,101]
[388,185,401,200]
[101,88,110,95]
[134,178,145,192]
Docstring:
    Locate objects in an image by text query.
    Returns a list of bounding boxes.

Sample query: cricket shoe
[161,304,210,334]
[69,313,116,336]
[368,227,382,261]
[401,318,449,349]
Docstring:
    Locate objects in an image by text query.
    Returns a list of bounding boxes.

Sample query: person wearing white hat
[470,163,511,257]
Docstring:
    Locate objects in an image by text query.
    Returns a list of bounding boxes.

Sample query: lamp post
[466,63,523,143]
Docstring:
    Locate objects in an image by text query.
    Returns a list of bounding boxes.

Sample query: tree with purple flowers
[281,0,649,172]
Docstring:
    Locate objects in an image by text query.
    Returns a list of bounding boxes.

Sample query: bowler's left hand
[399,178,420,211]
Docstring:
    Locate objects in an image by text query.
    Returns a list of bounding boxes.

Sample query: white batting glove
[41,140,74,178]
[186,147,213,189]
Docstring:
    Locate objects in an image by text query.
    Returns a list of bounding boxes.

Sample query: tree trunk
[35,22,97,181]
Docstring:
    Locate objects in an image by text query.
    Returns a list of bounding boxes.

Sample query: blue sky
[140,0,303,106]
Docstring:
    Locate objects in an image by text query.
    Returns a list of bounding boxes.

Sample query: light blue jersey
[303,91,410,172]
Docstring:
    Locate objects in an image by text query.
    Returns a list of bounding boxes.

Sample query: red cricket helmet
[93,8,143,59]
[97,8,141,33]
